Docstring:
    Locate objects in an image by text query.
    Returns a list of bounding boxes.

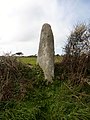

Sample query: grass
[0,80,90,120]
[18,56,37,65]
[55,55,63,63]
[18,55,63,65]
[0,56,90,120]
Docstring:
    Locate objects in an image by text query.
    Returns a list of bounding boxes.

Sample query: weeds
[0,80,90,120]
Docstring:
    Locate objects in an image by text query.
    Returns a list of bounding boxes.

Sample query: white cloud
[0,0,90,55]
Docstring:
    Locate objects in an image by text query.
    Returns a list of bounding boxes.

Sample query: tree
[63,23,90,84]
[15,52,23,56]
[65,24,90,56]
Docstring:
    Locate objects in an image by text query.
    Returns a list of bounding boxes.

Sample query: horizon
[0,0,90,56]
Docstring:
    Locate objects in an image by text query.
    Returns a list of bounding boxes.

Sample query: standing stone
[37,23,54,83]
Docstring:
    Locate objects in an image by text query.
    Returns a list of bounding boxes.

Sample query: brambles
[0,55,44,101]
[0,56,31,101]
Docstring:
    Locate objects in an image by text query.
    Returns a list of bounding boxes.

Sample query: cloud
[0,0,90,55]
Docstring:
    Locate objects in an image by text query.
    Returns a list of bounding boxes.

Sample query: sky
[0,0,90,56]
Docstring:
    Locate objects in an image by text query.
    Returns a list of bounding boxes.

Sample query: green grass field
[18,55,63,65]
[18,56,37,65]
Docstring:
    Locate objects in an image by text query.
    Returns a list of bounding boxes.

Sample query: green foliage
[0,80,90,120]
[0,55,90,120]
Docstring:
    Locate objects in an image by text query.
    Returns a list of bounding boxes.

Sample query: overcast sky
[0,0,90,55]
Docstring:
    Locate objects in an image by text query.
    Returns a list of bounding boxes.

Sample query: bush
[0,55,44,101]
[63,24,90,85]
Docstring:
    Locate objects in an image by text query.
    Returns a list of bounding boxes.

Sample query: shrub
[0,55,45,101]
[63,24,90,85]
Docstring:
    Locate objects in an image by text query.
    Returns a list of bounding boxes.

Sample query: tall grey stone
[37,23,54,83]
